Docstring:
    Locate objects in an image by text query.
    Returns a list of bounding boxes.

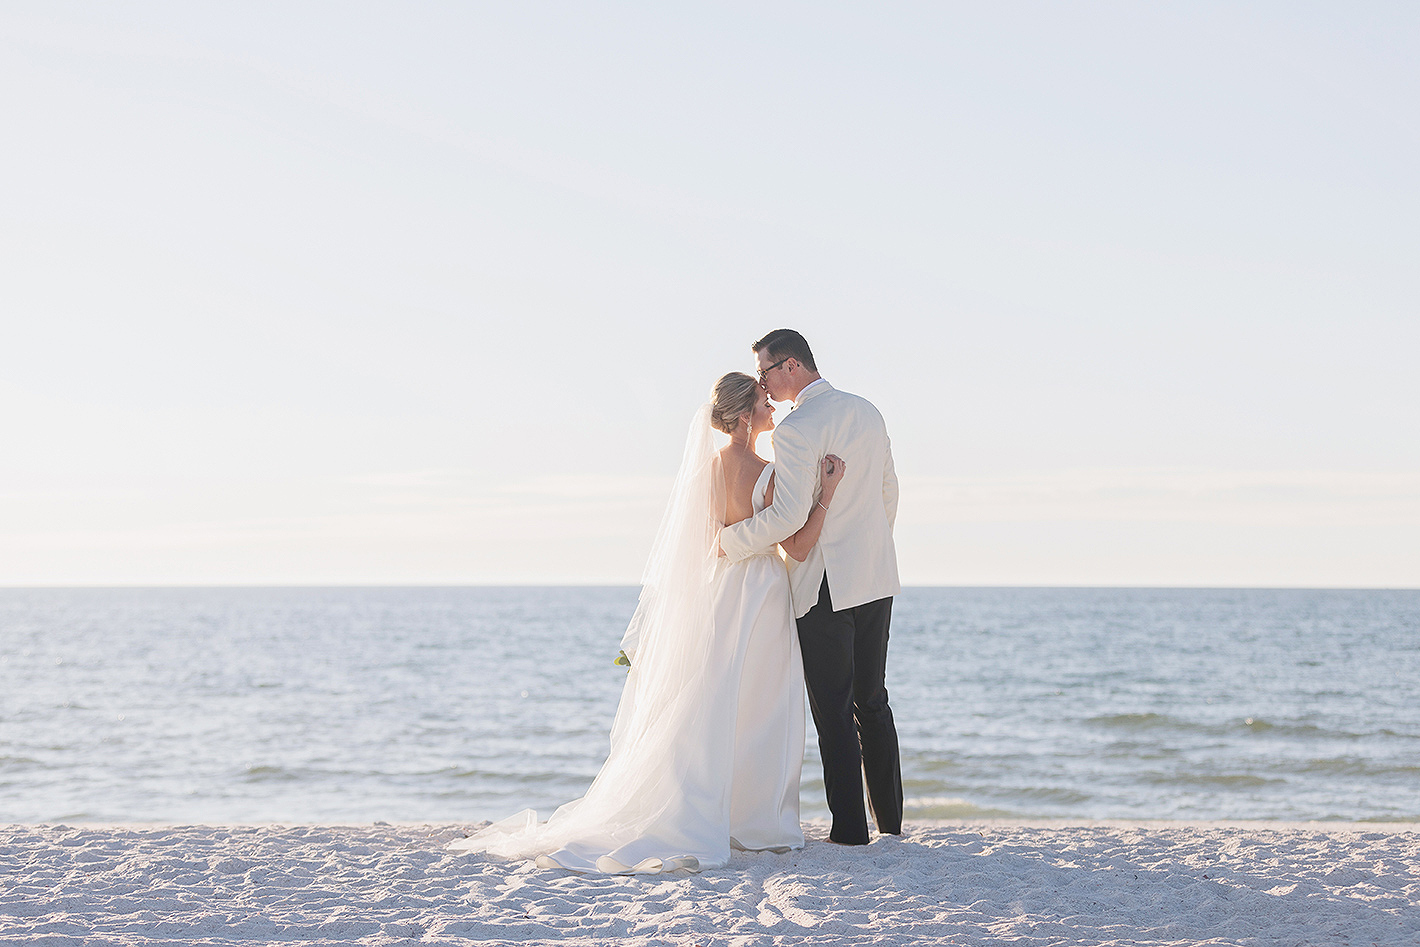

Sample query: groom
[718,329,903,845]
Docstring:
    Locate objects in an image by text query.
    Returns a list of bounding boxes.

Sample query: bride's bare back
[717,445,770,527]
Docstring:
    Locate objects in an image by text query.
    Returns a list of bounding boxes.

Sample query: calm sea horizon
[2,586,1417,825]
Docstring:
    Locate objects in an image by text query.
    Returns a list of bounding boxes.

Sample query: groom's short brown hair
[752,329,817,372]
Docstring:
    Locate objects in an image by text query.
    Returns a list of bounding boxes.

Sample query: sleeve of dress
[719,421,816,562]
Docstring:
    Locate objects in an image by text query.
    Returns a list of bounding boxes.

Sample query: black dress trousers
[796,575,903,844]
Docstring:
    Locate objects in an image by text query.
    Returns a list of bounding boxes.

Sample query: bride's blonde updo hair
[710,372,758,436]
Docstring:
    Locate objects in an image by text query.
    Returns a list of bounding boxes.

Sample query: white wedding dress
[450,407,805,873]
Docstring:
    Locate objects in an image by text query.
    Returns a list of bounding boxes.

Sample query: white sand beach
[3,819,1417,946]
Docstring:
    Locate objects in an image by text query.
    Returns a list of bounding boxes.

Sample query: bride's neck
[728,426,757,455]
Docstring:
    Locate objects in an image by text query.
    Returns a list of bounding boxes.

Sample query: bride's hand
[820,454,846,505]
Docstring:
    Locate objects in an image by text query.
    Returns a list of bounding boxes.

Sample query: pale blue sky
[2,3,1417,586]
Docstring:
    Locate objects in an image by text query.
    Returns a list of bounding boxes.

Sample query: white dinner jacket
[719,380,900,619]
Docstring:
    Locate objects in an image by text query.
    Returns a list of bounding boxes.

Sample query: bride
[449,372,845,873]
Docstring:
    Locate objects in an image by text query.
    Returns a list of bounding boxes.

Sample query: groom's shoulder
[825,385,886,421]
[793,385,887,431]
[836,386,878,408]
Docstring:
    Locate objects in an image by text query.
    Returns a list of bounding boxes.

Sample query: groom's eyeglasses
[757,357,790,382]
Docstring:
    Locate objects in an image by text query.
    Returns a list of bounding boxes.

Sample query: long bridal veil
[618,401,721,666]
[450,403,728,872]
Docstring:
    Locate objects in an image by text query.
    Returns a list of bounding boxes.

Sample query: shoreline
[4,819,1417,946]
[13,816,1420,831]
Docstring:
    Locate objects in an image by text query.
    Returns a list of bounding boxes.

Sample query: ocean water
[1,587,1417,825]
